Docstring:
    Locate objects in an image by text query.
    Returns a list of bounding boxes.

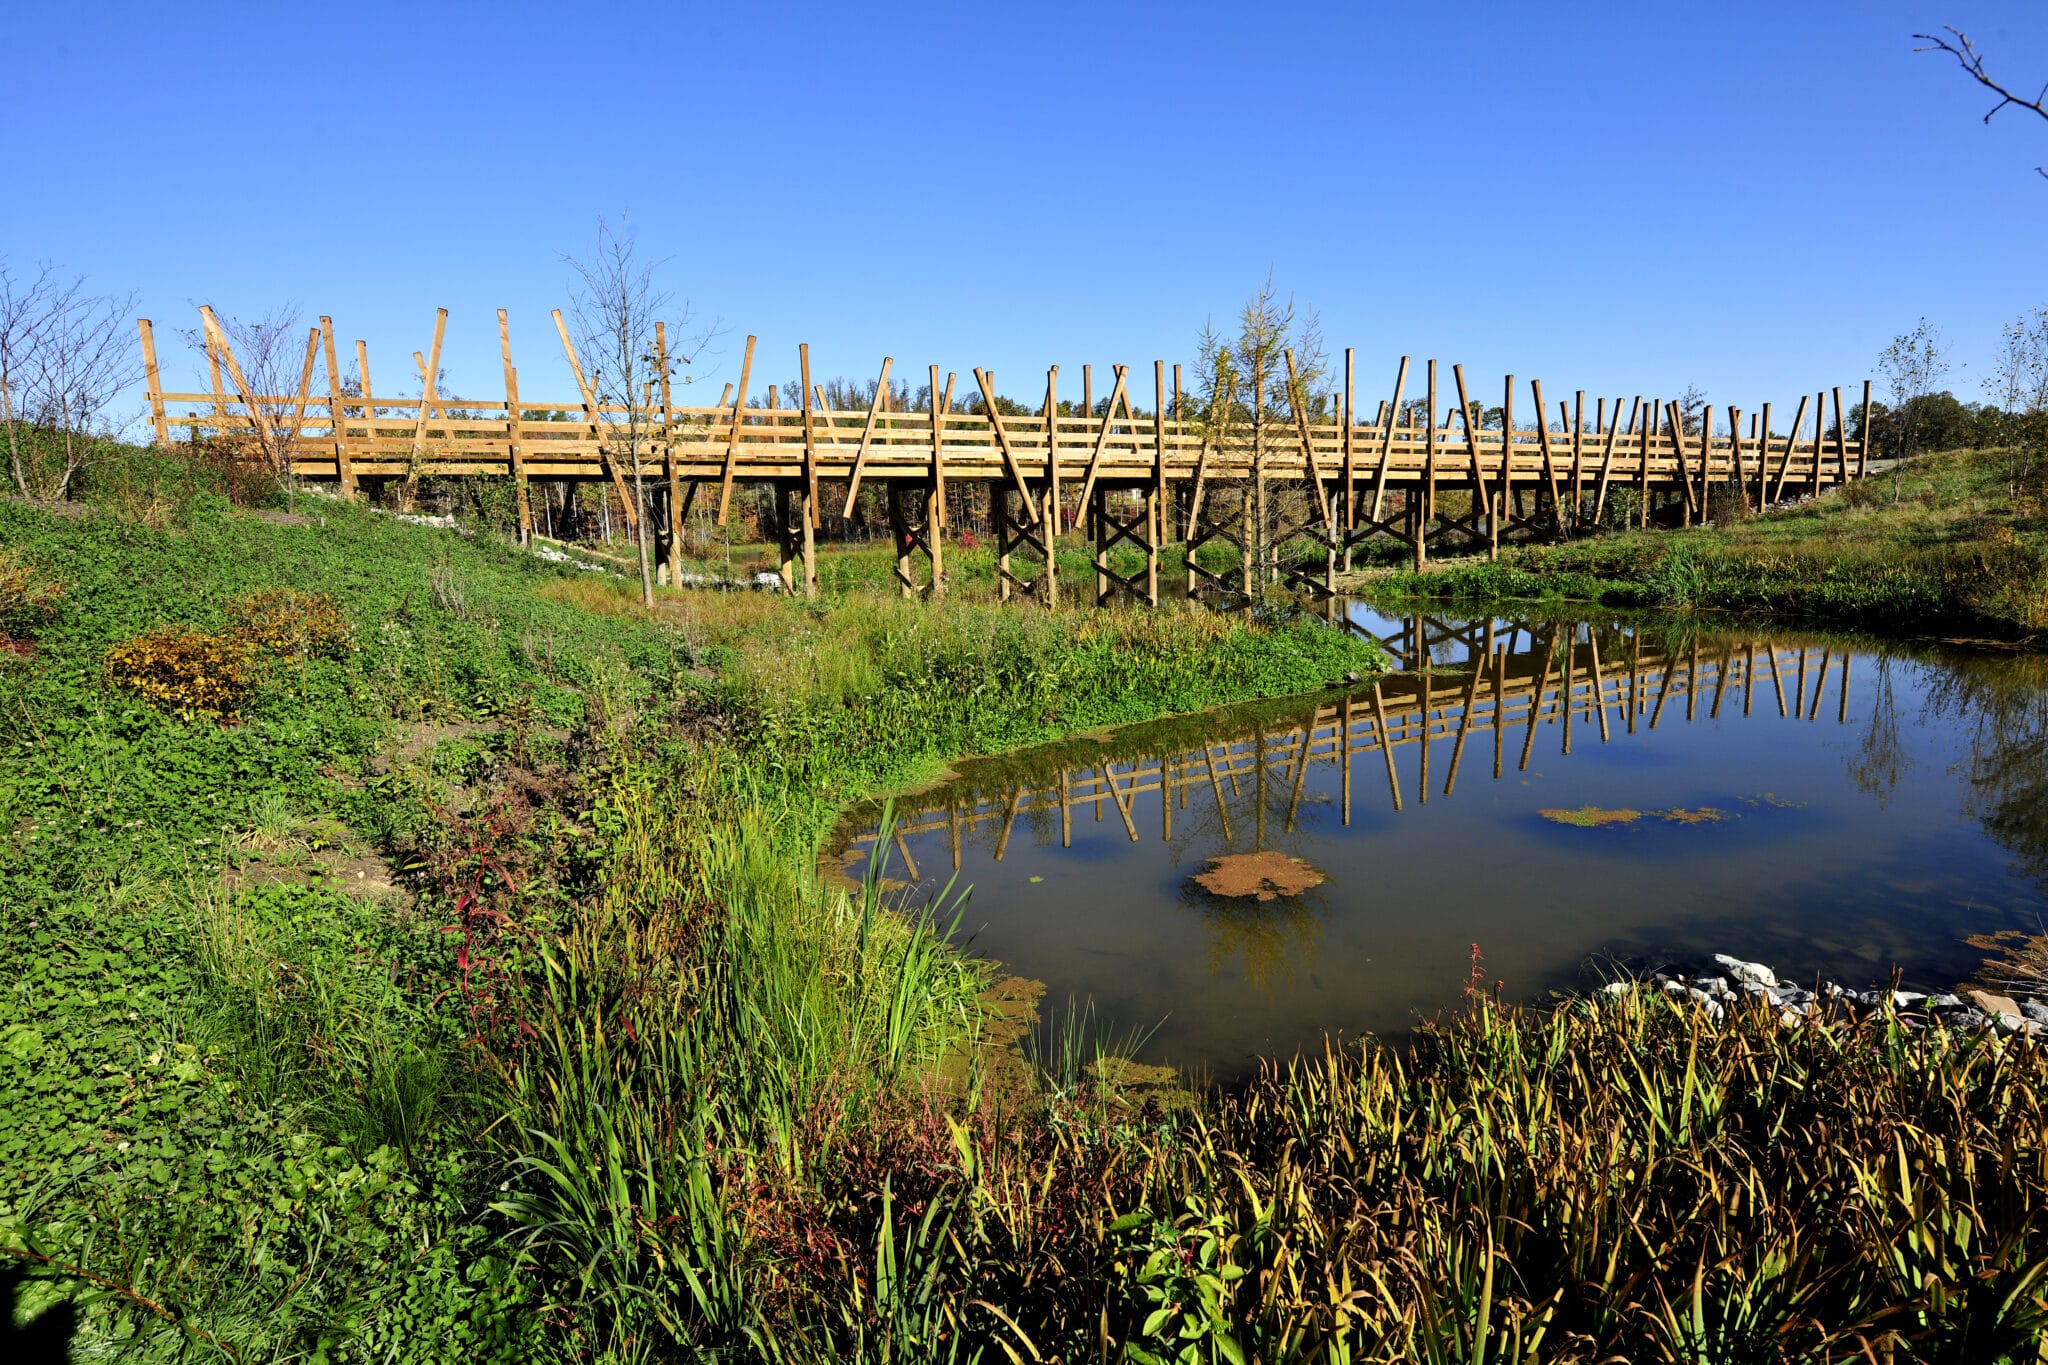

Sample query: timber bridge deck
[139,308,1872,605]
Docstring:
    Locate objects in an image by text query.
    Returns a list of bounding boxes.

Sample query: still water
[835,604,2048,1080]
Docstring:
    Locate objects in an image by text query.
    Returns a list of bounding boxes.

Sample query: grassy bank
[1362,446,2048,643]
[8,447,2048,1361]
[0,448,1379,1359]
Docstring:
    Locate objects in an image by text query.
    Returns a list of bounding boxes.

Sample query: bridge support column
[1184,486,1245,602]
[992,479,1057,607]
[772,482,816,599]
[1090,484,1158,607]
[887,482,941,599]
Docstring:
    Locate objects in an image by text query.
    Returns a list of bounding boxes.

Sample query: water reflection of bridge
[854,621,1852,877]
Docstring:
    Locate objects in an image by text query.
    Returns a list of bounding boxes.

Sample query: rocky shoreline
[1605,953,2047,1037]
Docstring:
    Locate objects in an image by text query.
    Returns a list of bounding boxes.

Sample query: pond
[832,603,2048,1080]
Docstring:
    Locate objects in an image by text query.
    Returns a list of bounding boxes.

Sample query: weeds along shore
[5,447,2048,1360]
[1355,445,2048,645]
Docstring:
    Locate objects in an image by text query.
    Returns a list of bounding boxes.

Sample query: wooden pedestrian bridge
[139,308,1872,604]
[843,617,1853,875]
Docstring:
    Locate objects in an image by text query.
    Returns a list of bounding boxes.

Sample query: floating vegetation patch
[1192,850,1327,901]
[1540,806,1732,828]
[1739,792,1807,809]
[1539,806,1644,827]
[1657,806,1730,825]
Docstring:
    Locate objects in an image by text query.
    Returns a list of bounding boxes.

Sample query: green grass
[0,446,1381,1359]
[12,444,2048,1362]
[1363,447,2048,642]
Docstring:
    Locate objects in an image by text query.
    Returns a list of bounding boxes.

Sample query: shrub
[0,547,62,642]
[229,587,355,660]
[105,625,255,720]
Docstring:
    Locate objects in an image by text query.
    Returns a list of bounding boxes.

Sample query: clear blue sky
[7,0,2046,417]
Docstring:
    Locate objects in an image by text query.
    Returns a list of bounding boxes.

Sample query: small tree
[2,261,137,500]
[1194,276,1328,589]
[1876,320,1952,503]
[564,218,714,607]
[184,306,319,511]
[1988,307,2048,506]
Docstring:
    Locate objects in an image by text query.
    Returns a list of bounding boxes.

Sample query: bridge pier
[1090,483,1159,607]
[887,482,942,599]
[770,482,817,598]
[991,479,1058,607]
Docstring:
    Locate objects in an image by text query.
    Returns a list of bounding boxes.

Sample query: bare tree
[3,262,137,500]
[1988,307,2048,505]
[1194,275,1328,591]
[564,217,715,607]
[182,306,319,511]
[1877,320,1952,497]
[1915,27,2048,178]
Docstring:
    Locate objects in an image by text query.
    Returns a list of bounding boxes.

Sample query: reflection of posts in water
[995,790,1020,861]
[1628,634,1642,734]
[1523,627,1558,770]
[1255,725,1269,847]
[1561,629,1577,756]
[1587,629,1612,742]
[1687,639,1702,724]
[1286,724,1313,832]
[848,632,1866,865]
[1796,649,1809,718]
[1372,682,1404,813]
[1340,695,1354,826]
[1418,670,1431,805]
[1202,743,1234,840]
[1493,637,1508,780]
[1445,644,1486,797]
[892,826,920,881]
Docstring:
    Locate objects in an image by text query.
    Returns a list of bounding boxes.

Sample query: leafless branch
[1915,26,2048,178]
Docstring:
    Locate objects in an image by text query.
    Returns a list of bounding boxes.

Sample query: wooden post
[1153,361,1168,551]
[399,307,448,513]
[1726,406,1746,514]
[930,366,953,598]
[1571,391,1585,533]
[498,311,532,543]
[1591,397,1632,527]
[319,319,353,501]
[1369,355,1409,525]
[1809,390,1825,498]
[1640,397,1655,529]
[1496,375,1514,554]
[1419,359,1437,567]
[1452,364,1487,551]
[1858,379,1873,478]
[715,334,756,524]
[842,355,894,512]
[1830,387,1849,489]
[355,340,377,501]
[1769,395,1811,504]
[657,321,681,582]
[1529,378,1565,532]
[1341,347,1356,534]
[1754,402,1770,509]
[137,320,170,447]
[799,344,820,528]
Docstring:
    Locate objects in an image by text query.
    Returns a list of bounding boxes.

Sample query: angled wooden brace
[974,366,1038,523]
[552,308,640,532]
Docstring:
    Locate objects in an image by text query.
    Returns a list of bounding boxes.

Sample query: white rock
[2022,1001,2048,1025]
[1600,982,1633,997]
[1892,991,1927,1008]
[1713,954,1779,989]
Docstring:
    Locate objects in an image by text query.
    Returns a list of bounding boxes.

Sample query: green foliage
[1372,446,2048,640]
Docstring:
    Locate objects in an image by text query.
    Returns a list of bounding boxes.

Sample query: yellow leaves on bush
[0,547,63,642]
[105,626,255,720]
[229,588,355,660]
[106,588,354,721]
